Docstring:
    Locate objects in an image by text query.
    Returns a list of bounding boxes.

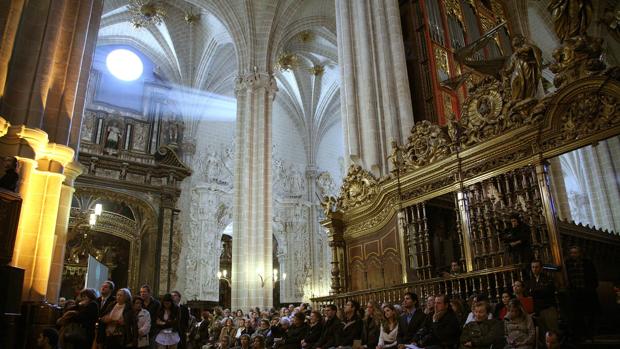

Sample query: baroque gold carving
[434,47,449,75]
[561,93,619,140]
[403,121,451,169]
[339,165,379,210]
[460,77,506,145]
[444,0,464,25]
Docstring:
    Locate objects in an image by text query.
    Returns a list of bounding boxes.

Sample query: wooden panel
[346,216,403,291]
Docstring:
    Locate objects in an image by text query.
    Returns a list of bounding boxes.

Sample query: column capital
[235,70,278,96]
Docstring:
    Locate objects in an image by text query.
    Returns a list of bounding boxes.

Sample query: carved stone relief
[182,184,232,301]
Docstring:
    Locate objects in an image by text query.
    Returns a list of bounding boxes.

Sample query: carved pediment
[403,121,451,169]
[339,165,379,210]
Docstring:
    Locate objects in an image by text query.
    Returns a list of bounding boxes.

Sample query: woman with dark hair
[378,304,399,349]
[133,297,151,348]
[362,301,381,349]
[220,318,236,341]
[338,300,363,347]
[155,293,181,348]
[57,288,98,349]
[301,311,323,348]
[102,288,137,348]
[494,292,514,320]
[504,299,535,349]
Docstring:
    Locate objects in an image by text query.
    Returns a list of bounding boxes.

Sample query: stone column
[336,0,414,176]
[46,161,83,302]
[231,71,277,309]
[0,0,101,301]
[0,0,103,146]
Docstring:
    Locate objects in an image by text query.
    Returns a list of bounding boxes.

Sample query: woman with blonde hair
[362,301,382,349]
[504,299,535,349]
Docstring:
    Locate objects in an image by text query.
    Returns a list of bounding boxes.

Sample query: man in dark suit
[314,304,342,349]
[96,280,116,348]
[172,290,191,349]
[397,292,426,348]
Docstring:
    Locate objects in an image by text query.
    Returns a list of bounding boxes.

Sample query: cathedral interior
[1,0,620,348]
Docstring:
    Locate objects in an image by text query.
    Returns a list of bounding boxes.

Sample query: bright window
[106,49,143,81]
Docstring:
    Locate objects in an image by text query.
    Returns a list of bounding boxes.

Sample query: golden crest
[403,121,451,169]
[339,165,379,210]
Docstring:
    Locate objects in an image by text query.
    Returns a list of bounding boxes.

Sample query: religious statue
[387,140,404,175]
[548,0,593,42]
[503,35,542,104]
[320,196,337,217]
[103,122,122,154]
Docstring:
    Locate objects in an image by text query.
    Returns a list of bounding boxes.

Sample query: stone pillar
[0,125,75,301]
[231,71,277,309]
[0,0,103,146]
[46,161,83,302]
[336,0,414,176]
[0,0,101,301]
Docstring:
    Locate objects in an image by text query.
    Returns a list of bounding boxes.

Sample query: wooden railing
[311,265,522,309]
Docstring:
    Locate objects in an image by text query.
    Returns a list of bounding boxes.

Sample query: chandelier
[128,0,166,28]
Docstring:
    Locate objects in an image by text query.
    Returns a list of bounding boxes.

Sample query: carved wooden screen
[464,165,550,270]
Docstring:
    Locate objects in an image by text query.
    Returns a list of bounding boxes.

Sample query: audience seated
[415,294,461,348]
[396,292,426,347]
[378,304,399,349]
[460,301,505,349]
[314,304,341,349]
[338,300,363,347]
[362,301,381,349]
[504,299,535,349]
[493,292,513,321]
[512,280,534,314]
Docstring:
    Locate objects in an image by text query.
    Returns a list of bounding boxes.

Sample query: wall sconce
[257,267,286,288]
[218,269,230,286]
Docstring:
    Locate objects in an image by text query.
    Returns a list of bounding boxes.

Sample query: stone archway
[61,187,158,295]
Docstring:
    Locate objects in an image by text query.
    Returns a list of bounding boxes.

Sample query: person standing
[172,291,190,349]
[155,294,181,348]
[526,260,558,343]
[97,280,116,348]
[140,285,161,348]
[502,214,532,266]
[134,297,151,348]
[565,246,599,341]
[101,288,137,349]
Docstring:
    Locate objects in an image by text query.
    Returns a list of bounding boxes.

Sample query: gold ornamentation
[548,0,593,43]
[339,165,379,210]
[460,77,506,145]
[434,47,449,75]
[502,35,543,104]
[276,52,299,71]
[403,121,451,169]
[479,14,494,33]
[184,9,201,24]
[491,0,506,23]
[128,0,166,28]
[298,31,314,43]
[549,36,605,88]
[309,65,325,76]
[561,93,618,140]
[445,0,464,25]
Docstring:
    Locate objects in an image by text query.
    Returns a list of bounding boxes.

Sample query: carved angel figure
[321,196,337,217]
[503,35,542,103]
[548,0,593,42]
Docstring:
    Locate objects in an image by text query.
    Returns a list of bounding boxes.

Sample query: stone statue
[320,196,337,217]
[104,123,122,154]
[503,35,542,103]
[548,0,593,42]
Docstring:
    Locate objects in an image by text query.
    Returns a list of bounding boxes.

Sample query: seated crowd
[42,247,598,349]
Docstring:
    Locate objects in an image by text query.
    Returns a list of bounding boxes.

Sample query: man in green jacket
[460,301,504,349]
